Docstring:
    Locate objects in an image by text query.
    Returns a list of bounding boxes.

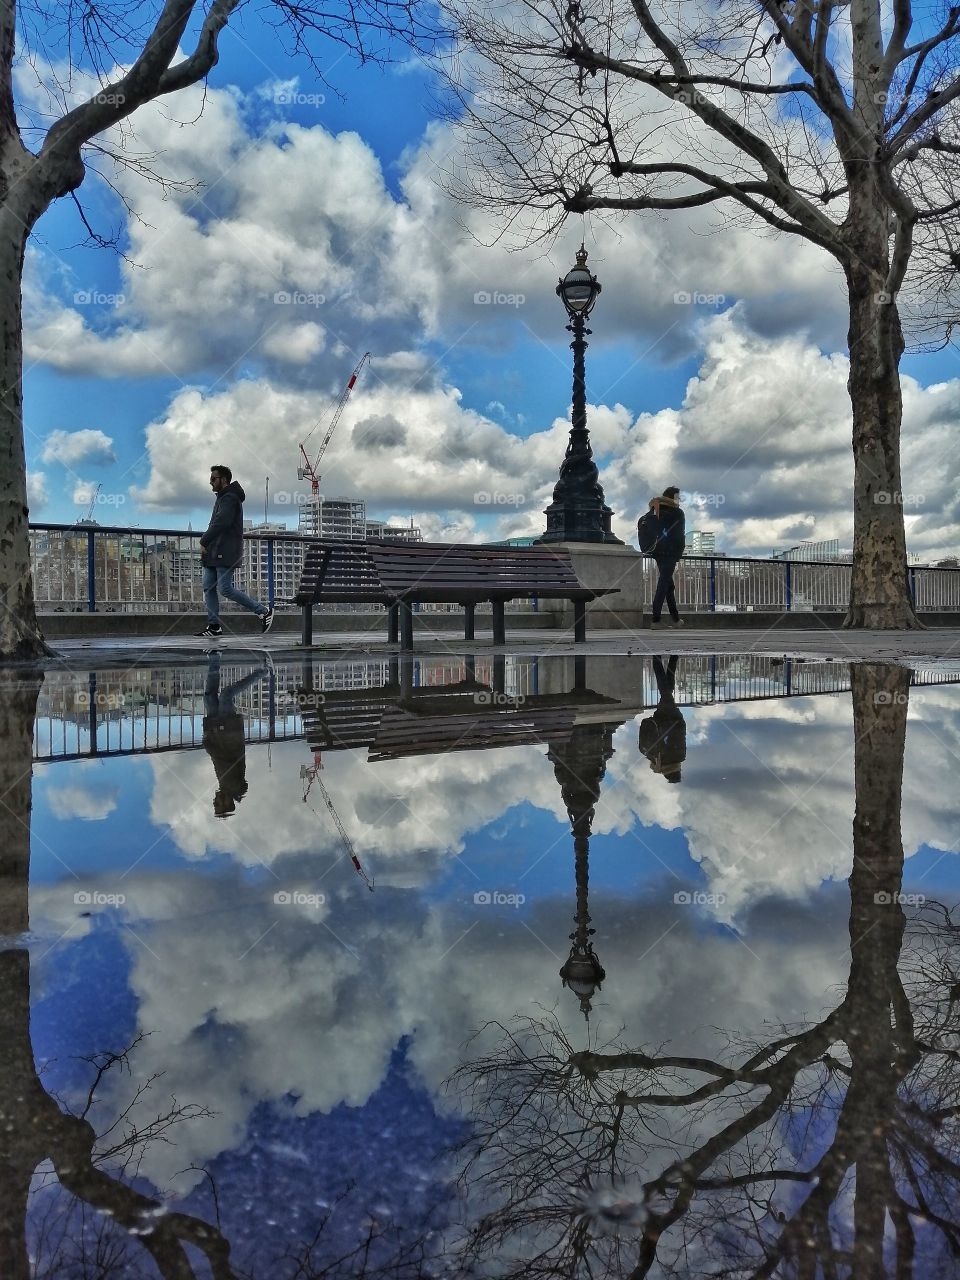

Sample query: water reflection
[5,656,960,1276]
[203,653,267,818]
[637,656,686,784]
[0,674,235,1278]
[449,665,960,1278]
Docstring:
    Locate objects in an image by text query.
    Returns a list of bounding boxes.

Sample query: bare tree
[439,0,960,628]
[0,0,436,661]
[446,666,960,1276]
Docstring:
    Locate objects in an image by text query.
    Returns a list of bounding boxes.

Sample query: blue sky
[17,3,960,557]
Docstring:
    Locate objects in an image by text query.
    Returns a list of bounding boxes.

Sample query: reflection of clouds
[148,739,561,887]
[30,862,853,1196]
[46,780,120,821]
[594,692,960,921]
[27,685,960,1202]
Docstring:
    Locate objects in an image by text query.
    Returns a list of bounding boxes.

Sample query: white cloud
[46,782,120,821]
[41,428,116,467]
[27,471,48,509]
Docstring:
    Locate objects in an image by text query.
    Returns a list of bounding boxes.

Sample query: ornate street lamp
[539,247,621,544]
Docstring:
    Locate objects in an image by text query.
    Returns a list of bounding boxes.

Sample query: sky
[15,4,960,558]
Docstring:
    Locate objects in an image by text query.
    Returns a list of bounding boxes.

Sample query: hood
[649,494,681,510]
[225,480,245,502]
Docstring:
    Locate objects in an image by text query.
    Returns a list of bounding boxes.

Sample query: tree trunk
[0,213,50,659]
[843,261,922,630]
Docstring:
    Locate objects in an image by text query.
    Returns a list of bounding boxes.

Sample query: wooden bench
[293,539,618,649]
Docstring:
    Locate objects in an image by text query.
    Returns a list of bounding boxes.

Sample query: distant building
[298,496,367,540]
[771,538,846,562]
[685,530,716,555]
[365,519,423,542]
[243,520,305,602]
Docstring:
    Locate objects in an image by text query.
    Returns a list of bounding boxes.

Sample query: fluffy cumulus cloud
[40,428,116,467]
[606,311,960,558]
[46,781,120,821]
[26,471,47,509]
[19,65,960,554]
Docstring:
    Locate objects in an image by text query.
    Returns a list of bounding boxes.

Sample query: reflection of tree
[449,665,960,1278]
[0,673,237,1280]
[0,673,453,1280]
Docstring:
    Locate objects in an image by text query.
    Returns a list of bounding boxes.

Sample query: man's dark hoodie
[201,480,246,569]
[647,492,686,559]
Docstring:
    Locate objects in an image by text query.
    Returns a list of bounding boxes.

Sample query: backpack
[637,510,661,554]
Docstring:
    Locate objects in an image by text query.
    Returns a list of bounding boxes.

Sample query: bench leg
[301,605,313,647]
[464,602,475,641]
[574,600,586,644]
[399,655,415,701]
[493,653,506,696]
[388,604,399,644]
[399,600,414,651]
[492,600,506,646]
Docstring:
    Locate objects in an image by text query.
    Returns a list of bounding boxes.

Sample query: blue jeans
[202,565,266,626]
[652,556,680,622]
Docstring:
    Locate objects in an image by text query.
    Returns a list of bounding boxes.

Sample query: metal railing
[28,523,960,615]
[32,653,960,763]
[643,555,960,613]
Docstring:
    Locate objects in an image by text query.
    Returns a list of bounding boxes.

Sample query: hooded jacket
[648,494,686,559]
[201,480,246,568]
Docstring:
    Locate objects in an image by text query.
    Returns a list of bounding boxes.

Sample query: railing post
[87,530,96,612]
[784,561,792,612]
[267,538,275,608]
[708,557,716,612]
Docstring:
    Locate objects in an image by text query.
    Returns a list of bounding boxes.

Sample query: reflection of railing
[31,655,960,763]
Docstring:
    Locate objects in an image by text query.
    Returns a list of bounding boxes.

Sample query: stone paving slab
[35,625,960,671]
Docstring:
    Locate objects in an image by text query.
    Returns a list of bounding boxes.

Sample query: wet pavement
[3,651,960,1278]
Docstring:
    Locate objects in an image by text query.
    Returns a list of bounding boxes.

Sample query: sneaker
[260,607,275,634]
[648,620,663,630]
[197,624,223,638]
[668,617,686,627]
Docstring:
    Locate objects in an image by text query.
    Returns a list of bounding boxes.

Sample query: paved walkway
[42,625,960,670]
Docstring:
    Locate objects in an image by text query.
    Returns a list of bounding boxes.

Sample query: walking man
[197,465,274,638]
[647,486,686,629]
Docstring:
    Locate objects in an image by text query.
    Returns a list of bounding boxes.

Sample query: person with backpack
[637,486,686,628]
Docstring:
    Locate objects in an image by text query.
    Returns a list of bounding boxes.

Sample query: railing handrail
[29,520,318,543]
[26,527,957,573]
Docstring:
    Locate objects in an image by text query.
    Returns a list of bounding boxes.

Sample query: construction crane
[297,352,371,496]
[83,482,102,522]
[301,753,374,891]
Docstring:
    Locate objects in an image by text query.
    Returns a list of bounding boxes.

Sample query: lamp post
[539,246,621,544]
[549,721,618,1018]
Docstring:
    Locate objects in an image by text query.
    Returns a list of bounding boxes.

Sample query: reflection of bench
[293,540,618,649]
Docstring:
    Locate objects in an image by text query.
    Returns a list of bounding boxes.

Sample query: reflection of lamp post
[549,722,617,1016]
[539,247,621,545]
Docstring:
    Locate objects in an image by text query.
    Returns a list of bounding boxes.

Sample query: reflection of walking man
[203,654,267,817]
[638,656,687,784]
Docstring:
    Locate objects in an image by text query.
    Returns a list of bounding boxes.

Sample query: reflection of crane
[301,753,374,891]
[297,352,371,496]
